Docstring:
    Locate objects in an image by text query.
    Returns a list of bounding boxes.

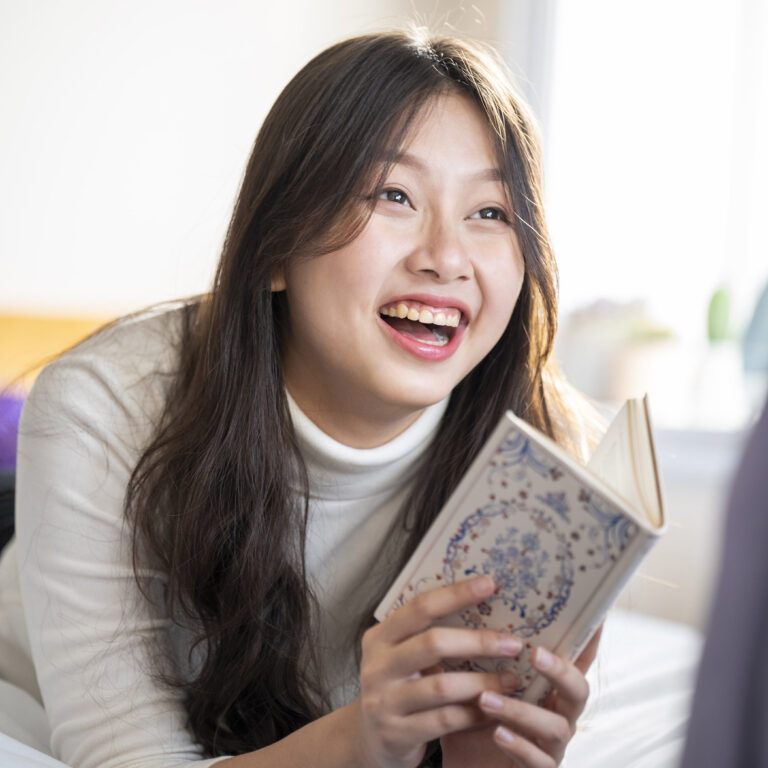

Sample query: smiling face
[277,91,526,447]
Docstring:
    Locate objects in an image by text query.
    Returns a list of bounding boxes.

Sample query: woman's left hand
[441,626,602,767]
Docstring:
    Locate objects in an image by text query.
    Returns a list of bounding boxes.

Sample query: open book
[374,396,665,704]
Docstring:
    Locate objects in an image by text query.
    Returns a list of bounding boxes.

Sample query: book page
[587,397,663,528]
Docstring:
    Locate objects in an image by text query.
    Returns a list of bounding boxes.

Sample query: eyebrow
[384,150,504,184]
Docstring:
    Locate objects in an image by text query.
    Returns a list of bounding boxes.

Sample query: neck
[285,386,427,449]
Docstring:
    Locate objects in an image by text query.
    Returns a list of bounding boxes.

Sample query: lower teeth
[422,327,449,347]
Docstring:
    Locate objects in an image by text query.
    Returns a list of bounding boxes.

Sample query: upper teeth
[380,302,461,327]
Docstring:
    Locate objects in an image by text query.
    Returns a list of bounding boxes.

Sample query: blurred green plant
[707,286,731,342]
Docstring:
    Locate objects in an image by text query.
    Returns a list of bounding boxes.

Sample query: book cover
[374,401,665,703]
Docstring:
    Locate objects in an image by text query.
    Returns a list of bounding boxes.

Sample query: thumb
[574,623,603,675]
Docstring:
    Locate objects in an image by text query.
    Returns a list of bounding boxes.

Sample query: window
[544,0,768,428]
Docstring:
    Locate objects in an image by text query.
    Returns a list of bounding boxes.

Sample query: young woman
[2,30,599,768]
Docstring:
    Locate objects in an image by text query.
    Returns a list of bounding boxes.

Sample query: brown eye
[473,207,508,222]
[379,188,411,206]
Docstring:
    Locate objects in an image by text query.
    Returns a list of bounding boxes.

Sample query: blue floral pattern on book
[387,424,641,698]
[443,503,574,638]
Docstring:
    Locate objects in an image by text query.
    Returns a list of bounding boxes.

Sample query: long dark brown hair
[125,29,576,758]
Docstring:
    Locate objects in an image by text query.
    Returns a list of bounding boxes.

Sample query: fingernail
[495,726,515,744]
[472,576,494,595]
[500,634,522,655]
[480,691,504,710]
[500,671,518,690]
[533,647,553,670]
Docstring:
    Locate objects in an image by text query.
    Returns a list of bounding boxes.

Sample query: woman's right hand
[348,576,523,768]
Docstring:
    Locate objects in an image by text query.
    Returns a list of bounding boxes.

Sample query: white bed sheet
[569,609,702,767]
[0,609,701,768]
[0,734,68,768]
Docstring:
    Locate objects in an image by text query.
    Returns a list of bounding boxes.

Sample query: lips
[377,296,469,361]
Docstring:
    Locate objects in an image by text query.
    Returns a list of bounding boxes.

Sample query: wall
[0,0,522,316]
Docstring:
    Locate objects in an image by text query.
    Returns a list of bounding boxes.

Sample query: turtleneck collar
[286,392,449,501]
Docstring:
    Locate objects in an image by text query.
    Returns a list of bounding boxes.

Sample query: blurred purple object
[0,394,24,471]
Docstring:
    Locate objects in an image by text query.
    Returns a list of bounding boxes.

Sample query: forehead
[388,92,504,181]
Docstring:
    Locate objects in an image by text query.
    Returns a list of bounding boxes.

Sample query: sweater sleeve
[15,318,229,768]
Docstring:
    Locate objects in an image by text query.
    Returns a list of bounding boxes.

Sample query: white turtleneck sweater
[0,305,447,768]
[288,392,447,710]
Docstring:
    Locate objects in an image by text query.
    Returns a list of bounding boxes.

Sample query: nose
[404,217,472,283]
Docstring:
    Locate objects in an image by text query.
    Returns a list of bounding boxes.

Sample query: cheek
[286,254,364,307]
[482,249,526,328]
[509,264,526,314]
[320,236,391,299]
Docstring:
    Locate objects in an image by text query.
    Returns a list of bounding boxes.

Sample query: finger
[491,725,558,768]
[391,670,518,714]
[574,624,603,675]
[384,625,522,678]
[402,702,487,743]
[530,647,589,723]
[375,576,496,645]
[478,690,572,755]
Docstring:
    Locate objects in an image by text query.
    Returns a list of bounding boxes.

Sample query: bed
[0,607,701,768]
[0,314,706,766]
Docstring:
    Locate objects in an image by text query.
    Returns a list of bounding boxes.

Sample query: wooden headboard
[0,313,110,390]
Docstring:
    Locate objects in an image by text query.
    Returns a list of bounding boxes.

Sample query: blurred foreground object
[680,394,768,767]
[743,279,768,417]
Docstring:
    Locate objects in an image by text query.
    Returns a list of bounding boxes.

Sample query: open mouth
[378,300,463,348]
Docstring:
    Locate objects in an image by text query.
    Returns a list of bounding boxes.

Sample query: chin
[383,383,454,414]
